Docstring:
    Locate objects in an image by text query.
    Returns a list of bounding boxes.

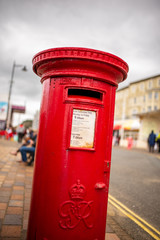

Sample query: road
[108,147,160,240]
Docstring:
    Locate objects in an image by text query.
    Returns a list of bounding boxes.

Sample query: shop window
[124,130,138,140]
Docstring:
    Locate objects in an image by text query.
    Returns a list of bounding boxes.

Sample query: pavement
[0,138,146,240]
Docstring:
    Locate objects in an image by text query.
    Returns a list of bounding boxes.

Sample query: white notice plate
[70,109,96,148]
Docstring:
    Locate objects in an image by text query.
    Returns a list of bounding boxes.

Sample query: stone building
[114,74,160,148]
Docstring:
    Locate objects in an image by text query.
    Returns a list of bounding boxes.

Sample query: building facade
[114,74,160,148]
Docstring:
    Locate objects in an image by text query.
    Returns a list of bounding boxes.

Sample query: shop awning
[123,119,140,130]
[113,124,122,130]
[114,120,140,131]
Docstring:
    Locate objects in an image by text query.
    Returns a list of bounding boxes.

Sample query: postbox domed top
[32,47,129,85]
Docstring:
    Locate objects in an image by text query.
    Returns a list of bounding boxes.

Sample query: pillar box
[27,47,128,240]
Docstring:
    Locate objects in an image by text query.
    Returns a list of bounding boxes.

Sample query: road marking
[109,195,160,235]
[108,195,160,240]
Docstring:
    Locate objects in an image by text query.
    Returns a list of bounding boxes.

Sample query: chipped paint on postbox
[70,109,96,148]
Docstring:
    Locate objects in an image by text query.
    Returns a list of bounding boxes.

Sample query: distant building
[0,102,25,130]
[0,102,8,129]
[32,110,39,130]
[114,74,160,148]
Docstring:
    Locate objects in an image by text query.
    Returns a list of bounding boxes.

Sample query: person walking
[16,124,25,143]
[148,130,156,153]
[156,131,160,153]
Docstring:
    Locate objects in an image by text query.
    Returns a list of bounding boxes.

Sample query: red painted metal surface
[27,47,128,240]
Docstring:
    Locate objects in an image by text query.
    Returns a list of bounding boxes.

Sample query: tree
[22,120,33,129]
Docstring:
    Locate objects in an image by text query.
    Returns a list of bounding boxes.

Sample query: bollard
[27,47,128,240]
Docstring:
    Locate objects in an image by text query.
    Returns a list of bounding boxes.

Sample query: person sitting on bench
[19,132,37,165]
[10,131,37,165]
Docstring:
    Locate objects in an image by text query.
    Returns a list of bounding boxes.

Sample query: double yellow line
[108,194,160,240]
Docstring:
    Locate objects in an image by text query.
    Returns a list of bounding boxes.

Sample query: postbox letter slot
[68,88,102,100]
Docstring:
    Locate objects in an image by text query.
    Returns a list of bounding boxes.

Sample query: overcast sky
[0,0,160,125]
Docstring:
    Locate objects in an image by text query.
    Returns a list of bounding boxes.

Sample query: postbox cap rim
[32,47,129,79]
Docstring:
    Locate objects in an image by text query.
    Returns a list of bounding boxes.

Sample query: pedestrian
[156,131,160,153]
[5,125,13,140]
[127,136,133,149]
[148,130,156,153]
[16,124,25,143]
[117,135,121,146]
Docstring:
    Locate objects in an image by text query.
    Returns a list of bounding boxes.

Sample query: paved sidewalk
[0,139,132,240]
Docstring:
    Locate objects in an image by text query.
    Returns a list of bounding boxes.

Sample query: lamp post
[5,61,27,128]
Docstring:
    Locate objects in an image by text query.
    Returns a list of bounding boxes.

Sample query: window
[148,80,152,89]
[134,97,136,104]
[143,96,146,102]
[148,106,152,112]
[154,106,158,110]
[132,109,137,115]
[155,92,159,99]
[131,86,136,93]
[148,92,152,99]
[140,83,144,91]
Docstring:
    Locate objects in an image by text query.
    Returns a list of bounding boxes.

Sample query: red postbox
[27,47,128,240]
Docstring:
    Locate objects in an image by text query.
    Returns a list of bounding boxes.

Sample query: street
[0,139,160,239]
[0,139,128,240]
[108,147,160,240]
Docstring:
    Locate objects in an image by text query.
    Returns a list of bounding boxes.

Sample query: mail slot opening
[68,89,102,100]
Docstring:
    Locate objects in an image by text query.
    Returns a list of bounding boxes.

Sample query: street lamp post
[5,61,27,128]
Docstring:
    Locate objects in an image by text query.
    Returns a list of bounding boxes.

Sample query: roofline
[135,109,160,118]
[130,74,160,85]
[117,85,128,91]
[117,74,160,92]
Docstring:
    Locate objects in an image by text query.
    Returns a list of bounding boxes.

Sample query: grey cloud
[0,0,160,124]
